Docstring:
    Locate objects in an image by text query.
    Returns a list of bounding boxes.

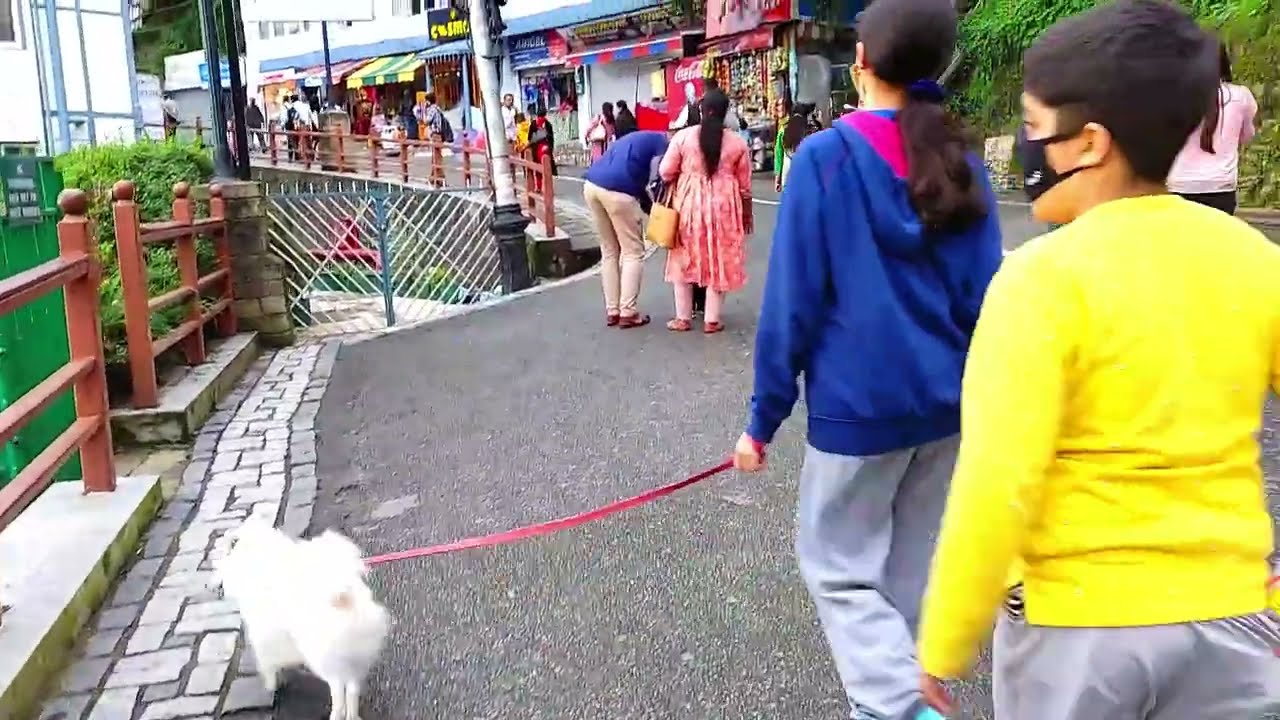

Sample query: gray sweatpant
[995,595,1280,720]
[796,436,960,720]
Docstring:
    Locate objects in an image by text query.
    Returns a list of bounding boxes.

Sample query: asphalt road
[279,175,1279,720]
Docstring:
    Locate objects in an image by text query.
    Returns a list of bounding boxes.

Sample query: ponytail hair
[698,88,729,175]
[1199,42,1232,154]
[899,81,986,232]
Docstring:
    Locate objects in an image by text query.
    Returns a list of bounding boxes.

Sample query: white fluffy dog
[217,518,390,720]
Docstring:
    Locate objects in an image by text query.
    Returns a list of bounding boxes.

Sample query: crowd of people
[584,0,1278,718]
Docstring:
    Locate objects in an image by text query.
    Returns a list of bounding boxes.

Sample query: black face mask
[1016,126,1086,202]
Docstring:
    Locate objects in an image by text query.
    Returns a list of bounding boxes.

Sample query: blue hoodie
[746,110,1003,457]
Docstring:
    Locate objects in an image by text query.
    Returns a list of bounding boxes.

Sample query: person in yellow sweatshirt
[916,1,1280,718]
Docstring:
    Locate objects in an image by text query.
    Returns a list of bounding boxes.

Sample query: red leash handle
[365,459,735,567]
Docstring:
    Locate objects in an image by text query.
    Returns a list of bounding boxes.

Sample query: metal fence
[263,178,501,338]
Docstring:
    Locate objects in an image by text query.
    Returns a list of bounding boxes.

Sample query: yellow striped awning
[346,54,425,89]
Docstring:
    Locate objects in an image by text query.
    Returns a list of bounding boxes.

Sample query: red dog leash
[365,459,735,566]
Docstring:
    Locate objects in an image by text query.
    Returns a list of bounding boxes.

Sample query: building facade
[239,0,860,164]
[0,0,141,151]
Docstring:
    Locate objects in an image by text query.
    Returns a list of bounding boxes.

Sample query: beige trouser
[583,181,645,315]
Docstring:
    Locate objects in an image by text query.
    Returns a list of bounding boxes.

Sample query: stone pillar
[216,180,295,346]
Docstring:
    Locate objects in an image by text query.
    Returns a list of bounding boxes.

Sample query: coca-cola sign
[705,0,792,39]
[664,58,706,126]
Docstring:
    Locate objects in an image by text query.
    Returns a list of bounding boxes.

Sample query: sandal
[667,318,693,332]
[703,321,724,334]
[617,313,651,329]
[606,313,620,327]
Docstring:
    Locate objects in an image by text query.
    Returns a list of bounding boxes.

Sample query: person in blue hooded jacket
[731,1,1003,718]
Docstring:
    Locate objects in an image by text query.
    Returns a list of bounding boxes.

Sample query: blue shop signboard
[507,30,567,70]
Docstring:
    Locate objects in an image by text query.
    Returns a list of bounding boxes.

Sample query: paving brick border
[39,341,341,720]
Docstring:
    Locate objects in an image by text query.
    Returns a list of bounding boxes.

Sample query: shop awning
[566,34,683,67]
[258,68,298,85]
[301,58,368,87]
[701,26,778,55]
[419,39,471,61]
[345,54,425,89]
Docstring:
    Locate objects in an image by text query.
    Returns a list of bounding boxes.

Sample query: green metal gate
[0,156,81,487]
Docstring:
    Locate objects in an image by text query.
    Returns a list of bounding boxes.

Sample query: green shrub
[55,138,215,367]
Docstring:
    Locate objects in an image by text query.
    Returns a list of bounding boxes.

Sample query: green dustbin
[0,155,82,487]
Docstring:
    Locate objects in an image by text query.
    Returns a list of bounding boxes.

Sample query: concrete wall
[0,0,139,149]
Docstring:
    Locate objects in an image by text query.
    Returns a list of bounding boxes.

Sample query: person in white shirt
[501,93,517,143]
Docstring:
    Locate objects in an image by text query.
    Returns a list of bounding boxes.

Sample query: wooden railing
[112,181,237,409]
[0,190,115,533]
[261,127,558,236]
[508,153,557,237]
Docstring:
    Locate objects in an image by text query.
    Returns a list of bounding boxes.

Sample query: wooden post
[171,182,207,365]
[111,180,159,409]
[399,138,409,184]
[461,137,472,187]
[57,190,115,493]
[336,128,346,173]
[208,184,237,336]
[541,152,556,237]
[524,163,535,213]
[432,139,443,188]
[370,136,380,179]
[194,117,205,148]
[268,125,278,165]
[303,130,313,170]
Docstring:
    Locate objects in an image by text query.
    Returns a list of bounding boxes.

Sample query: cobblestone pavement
[39,343,338,720]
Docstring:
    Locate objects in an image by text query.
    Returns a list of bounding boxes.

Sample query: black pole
[322,22,334,106]
[196,0,232,177]
[221,0,250,180]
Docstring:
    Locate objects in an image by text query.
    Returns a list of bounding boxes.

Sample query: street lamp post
[470,0,533,294]
[196,0,233,177]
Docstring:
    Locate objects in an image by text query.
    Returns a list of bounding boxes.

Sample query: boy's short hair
[1023,0,1218,183]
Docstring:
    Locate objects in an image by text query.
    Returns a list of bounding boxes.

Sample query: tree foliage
[953,0,1276,133]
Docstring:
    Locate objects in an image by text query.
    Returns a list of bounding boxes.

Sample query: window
[258,22,269,40]
[0,0,17,44]
[271,21,284,36]
[302,20,311,32]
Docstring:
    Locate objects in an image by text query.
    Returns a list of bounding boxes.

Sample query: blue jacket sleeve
[746,143,829,444]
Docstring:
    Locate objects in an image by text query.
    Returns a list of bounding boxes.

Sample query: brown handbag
[646,184,679,249]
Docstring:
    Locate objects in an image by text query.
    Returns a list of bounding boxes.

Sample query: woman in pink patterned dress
[658,88,753,333]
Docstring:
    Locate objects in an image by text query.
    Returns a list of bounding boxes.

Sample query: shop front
[703,0,796,170]
[507,30,578,144]
[346,54,426,137]
[565,3,702,141]
[258,68,299,122]
[419,40,479,135]
[299,58,369,108]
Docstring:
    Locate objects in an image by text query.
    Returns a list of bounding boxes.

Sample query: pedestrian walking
[586,102,616,162]
[162,94,180,140]
[658,88,753,334]
[1167,40,1258,215]
[582,130,669,328]
[614,100,638,139]
[527,106,557,194]
[246,98,266,153]
[401,90,420,141]
[732,0,1002,717]
[775,106,811,192]
[917,2,1280,719]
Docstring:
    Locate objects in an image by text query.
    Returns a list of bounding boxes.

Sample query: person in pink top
[1167,42,1258,215]
[658,88,753,334]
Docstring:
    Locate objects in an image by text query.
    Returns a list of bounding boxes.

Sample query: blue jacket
[583,131,669,205]
[746,110,1003,456]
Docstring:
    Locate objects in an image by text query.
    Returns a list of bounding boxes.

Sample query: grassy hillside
[953,0,1280,206]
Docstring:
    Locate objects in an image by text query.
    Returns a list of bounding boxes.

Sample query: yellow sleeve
[917,249,1077,679]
